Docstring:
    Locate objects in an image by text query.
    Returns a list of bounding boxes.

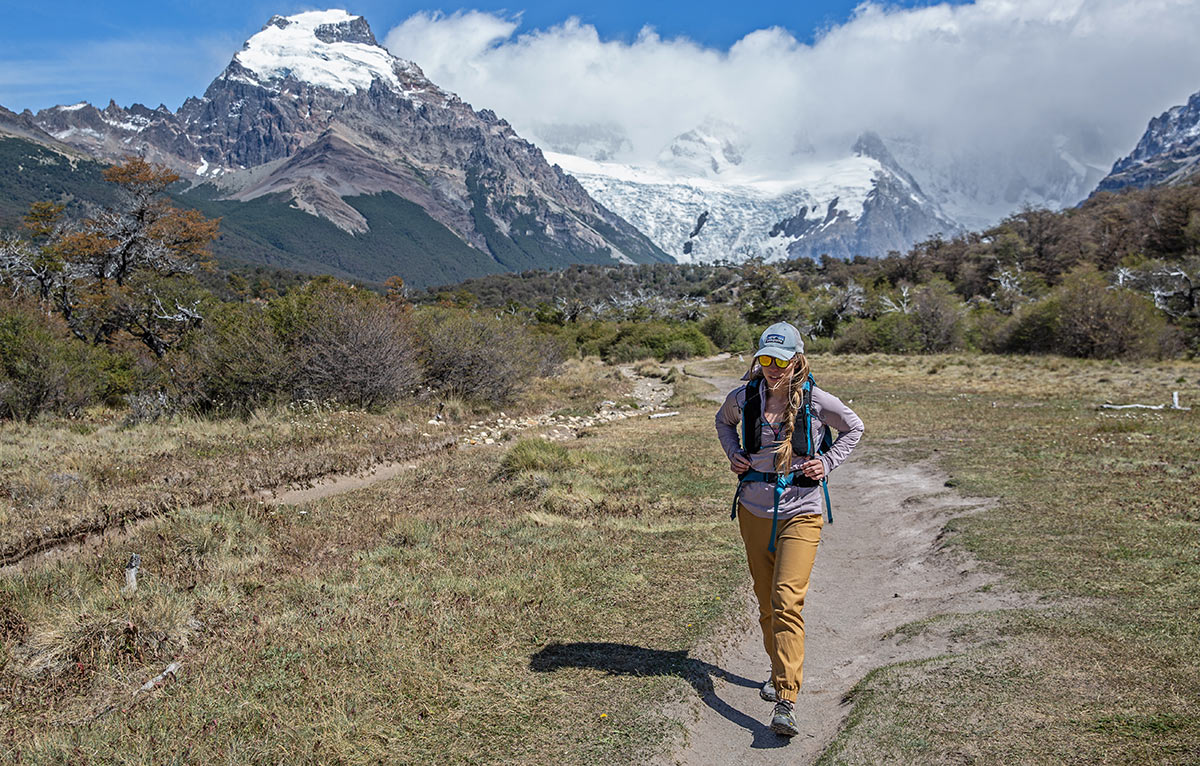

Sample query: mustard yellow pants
[738,505,823,703]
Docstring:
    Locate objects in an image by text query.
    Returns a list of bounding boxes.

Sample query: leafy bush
[700,307,755,352]
[965,305,1012,353]
[1005,297,1062,355]
[174,301,292,414]
[833,313,922,355]
[1051,267,1173,359]
[0,299,128,420]
[911,280,965,352]
[606,341,657,364]
[1003,267,1174,359]
[413,307,563,404]
[598,322,715,363]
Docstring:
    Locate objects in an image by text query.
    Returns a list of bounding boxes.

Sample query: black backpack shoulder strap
[741,379,762,454]
[789,374,815,457]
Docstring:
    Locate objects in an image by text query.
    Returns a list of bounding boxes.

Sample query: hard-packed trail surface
[657,365,1027,766]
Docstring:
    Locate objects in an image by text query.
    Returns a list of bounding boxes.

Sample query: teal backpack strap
[811,375,834,525]
[821,478,833,524]
[768,472,790,554]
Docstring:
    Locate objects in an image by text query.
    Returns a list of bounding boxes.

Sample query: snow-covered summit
[233,10,408,94]
[657,118,747,178]
[548,123,956,264]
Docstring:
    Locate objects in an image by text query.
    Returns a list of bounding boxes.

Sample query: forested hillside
[428,181,1200,359]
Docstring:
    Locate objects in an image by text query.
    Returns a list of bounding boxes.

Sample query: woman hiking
[714,321,864,737]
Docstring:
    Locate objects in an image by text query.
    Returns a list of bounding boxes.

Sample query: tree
[739,260,802,325]
[0,158,219,358]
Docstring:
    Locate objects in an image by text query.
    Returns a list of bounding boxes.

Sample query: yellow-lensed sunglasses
[756,355,792,368]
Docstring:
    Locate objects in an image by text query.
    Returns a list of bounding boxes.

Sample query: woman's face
[762,356,795,390]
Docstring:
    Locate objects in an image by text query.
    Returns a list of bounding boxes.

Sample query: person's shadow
[529,642,789,749]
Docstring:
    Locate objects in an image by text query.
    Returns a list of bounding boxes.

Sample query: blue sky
[0,0,969,112]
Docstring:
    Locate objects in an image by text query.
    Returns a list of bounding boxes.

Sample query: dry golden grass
[0,359,632,567]
[4,352,1196,764]
[0,368,739,765]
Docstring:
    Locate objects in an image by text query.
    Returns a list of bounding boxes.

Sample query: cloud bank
[385,0,1200,200]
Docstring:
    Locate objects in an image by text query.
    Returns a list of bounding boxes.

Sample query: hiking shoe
[759,679,777,703]
[771,700,799,737]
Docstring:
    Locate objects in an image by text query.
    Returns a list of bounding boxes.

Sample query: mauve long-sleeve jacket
[715,382,864,519]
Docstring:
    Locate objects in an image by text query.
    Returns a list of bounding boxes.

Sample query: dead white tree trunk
[1100,392,1189,411]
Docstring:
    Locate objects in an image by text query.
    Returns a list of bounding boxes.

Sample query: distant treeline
[424,180,1200,360]
[4,158,1197,423]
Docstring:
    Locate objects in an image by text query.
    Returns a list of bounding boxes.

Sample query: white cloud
[385,0,1200,213]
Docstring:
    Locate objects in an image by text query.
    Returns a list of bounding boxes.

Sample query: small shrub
[834,314,922,354]
[911,280,964,352]
[1006,296,1062,354]
[600,322,715,363]
[663,339,697,361]
[173,301,291,414]
[0,299,121,420]
[700,307,755,352]
[606,341,656,364]
[965,305,1012,353]
[414,307,562,405]
[295,296,420,409]
[1003,267,1173,359]
[1052,267,1171,359]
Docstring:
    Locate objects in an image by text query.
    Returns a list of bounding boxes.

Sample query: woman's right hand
[729,451,752,474]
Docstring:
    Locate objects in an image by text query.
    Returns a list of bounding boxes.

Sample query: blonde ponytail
[772,354,810,472]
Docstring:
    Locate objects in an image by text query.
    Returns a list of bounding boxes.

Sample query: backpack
[731,373,834,552]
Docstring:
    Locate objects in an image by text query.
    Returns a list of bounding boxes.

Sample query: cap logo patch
[765,333,786,345]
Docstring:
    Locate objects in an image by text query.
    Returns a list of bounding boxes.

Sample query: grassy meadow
[770,353,1198,765]
[1,352,1198,764]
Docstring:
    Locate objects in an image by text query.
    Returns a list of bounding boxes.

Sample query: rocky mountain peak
[19,9,669,281]
[853,130,930,199]
[233,9,406,95]
[852,131,893,167]
[1095,89,1200,193]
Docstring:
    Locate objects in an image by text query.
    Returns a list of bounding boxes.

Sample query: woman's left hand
[799,459,825,480]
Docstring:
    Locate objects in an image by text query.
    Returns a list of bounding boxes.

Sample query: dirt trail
[656,367,1027,765]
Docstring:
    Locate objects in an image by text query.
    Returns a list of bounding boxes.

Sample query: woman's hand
[730,451,752,474]
[799,458,825,480]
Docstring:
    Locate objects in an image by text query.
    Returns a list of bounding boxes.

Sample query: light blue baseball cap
[756,321,804,361]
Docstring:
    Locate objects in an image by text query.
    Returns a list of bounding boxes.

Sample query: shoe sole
[759,689,777,702]
[771,720,799,737]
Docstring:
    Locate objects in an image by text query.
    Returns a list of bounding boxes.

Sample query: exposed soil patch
[656,368,1030,765]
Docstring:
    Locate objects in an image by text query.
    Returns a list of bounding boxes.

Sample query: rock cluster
[422,366,675,446]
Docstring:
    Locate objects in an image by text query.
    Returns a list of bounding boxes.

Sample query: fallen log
[1099,391,1190,411]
